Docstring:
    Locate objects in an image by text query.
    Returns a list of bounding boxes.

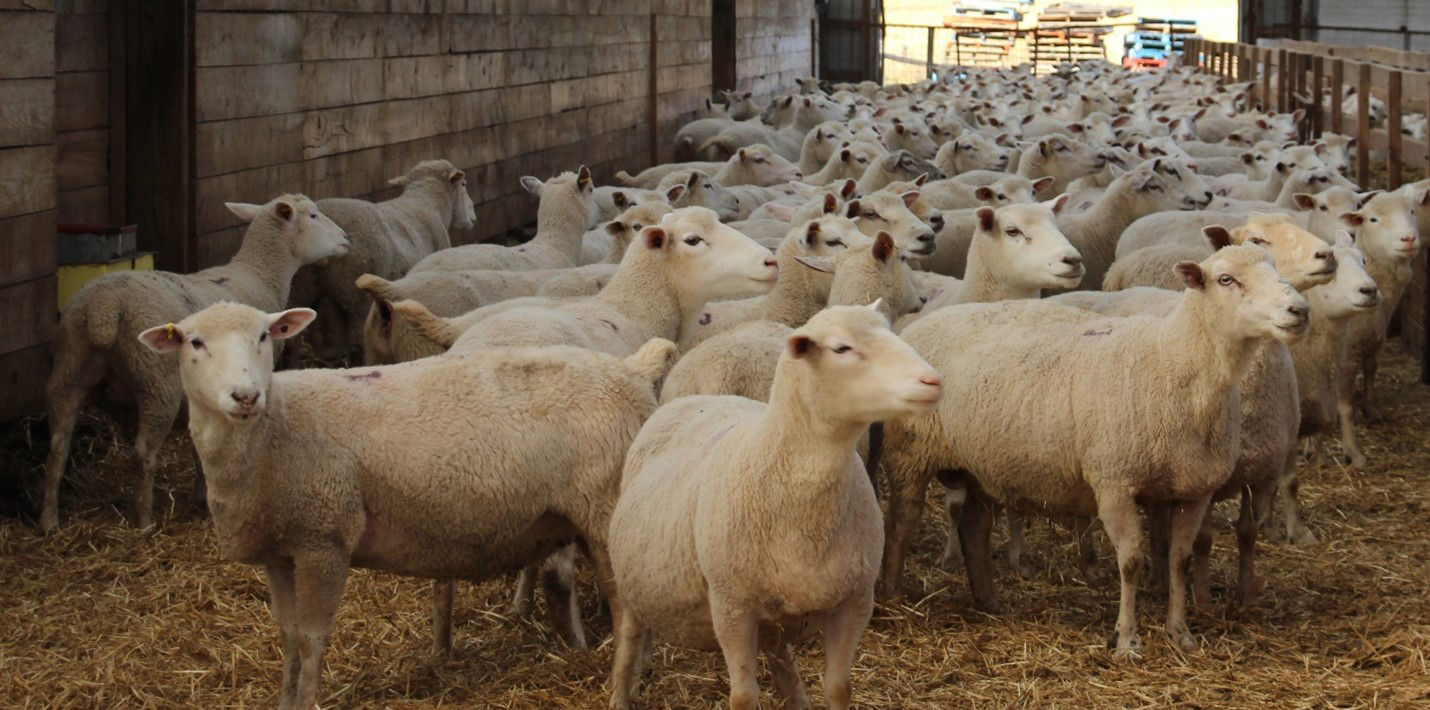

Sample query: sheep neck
[961,236,1043,302]
[1158,293,1262,426]
[764,249,826,326]
[755,364,870,498]
[526,187,589,264]
[1060,181,1137,274]
[186,391,282,493]
[401,178,459,233]
[224,223,302,306]
[595,255,688,342]
[711,160,745,185]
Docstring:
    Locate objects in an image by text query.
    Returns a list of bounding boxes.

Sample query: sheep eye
[1217,274,1235,286]
[1369,217,1379,223]
[754,157,766,164]
[857,158,868,164]
[190,338,205,349]
[1248,237,1269,245]
[309,213,318,220]
[683,235,704,246]
[704,183,714,189]
[259,332,268,343]
[1056,145,1068,152]
[863,210,879,219]
[1150,184,1162,191]
[1004,228,1022,237]
[833,344,853,354]
[632,223,642,230]
[996,194,1007,201]
[825,239,845,247]
[1318,206,1327,212]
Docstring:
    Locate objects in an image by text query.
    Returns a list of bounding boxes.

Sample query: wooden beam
[1311,54,1323,137]
[1357,62,1371,189]
[124,0,193,272]
[1387,70,1401,189]
[647,12,657,168]
[1261,49,1271,111]
[1330,59,1344,134]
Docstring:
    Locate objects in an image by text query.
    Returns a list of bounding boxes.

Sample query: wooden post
[861,0,872,82]
[1387,70,1402,189]
[108,0,127,224]
[1261,49,1272,111]
[926,26,935,79]
[1357,62,1371,189]
[1311,55,1324,137]
[1330,59,1344,134]
[1240,46,1250,81]
[811,18,817,78]
[1296,53,1310,142]
[648,13,658,168]
[1277,49,1288,112]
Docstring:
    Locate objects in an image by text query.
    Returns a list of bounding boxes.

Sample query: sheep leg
[510,566,537,617]
[607,603,648,710]
[1337,391,1369,468]
[431,580,455,655]
[40,371,102,533]
[937,487,966,571]
[1236,480,1276,607]
[767,643,810,709]
[131,392,182,531]
[1004,513,1037,578]
[822,592,874,710]
[1359,355,1384,422]
[264,563,302,710]
[879,467,934,598]
[188,438,209,512]
[710,602,761,710]
[957,490,1000,614]
[1190,506,1215,609]
[542,544,587,649]
[1076,517,1105,584]
[291,552,349,710]
[1276,461,1319,545]
[1165,496,1211,652]
[1097,493,1144,659]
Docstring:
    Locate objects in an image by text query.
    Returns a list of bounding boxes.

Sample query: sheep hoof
[1346,453,1369,469]
[1166,625,1197,651]
[937,550,964,572]
[38,510,59,535]
[1288,527,1319,546]
[1108,633,1143,660]
[972,598,1002,615]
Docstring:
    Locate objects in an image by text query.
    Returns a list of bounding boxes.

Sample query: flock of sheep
[34,59,1429,709]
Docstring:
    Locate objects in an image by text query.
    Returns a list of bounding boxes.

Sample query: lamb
[580,202,675,265]
[845,192,938,257]
[885,120,939,159]
[667,170,743,221]
[854,149,943,194]
[798,122,856,174]
[616,144,796,189]
[678,216,871,350]
[674,100,736,161]
[1313,134,1355,177]
[139,302,676,710]
[285,160,474,362]
[607,304,943,710]
[959,135,1105,195]
[1337,187,1427,436]
[803,142,884,187]
[591,186,667,222]
[411,167,595,273]
[1104,215,1338,292]
[662,232,924,403]
[921,174,1049,211]
[880,245,1309,656]
[41,195,351,533]
[933,131,1013,175]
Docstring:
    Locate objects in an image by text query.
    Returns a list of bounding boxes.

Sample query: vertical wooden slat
[647,12,657,168]
[1277,49,1288,113]
[925,26,934,79]
[1356,62,1371,189]
[1330,59,1344,134]
[1311,55,1324,138]
[811,18,817,78]
[108,0,126,224]
[1261,49,1272,111]
[1387,70,1402,190]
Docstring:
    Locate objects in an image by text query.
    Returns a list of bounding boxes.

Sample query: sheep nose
[930,214,945,230]
[1359,285,1379,297]
[1314,250,1333,262]
[763,258,778,268]
[1287,304,1309,319]
[1401,235,1417,244]
[1062,255,1083,267]
[919,374,943,388]
[918,232,935,243]
[231,389,259,407]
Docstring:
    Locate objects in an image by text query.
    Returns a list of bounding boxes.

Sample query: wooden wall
[55,1,113,226]
[734,0,814,102]
[0,2,58,422]
[192,0,754,268]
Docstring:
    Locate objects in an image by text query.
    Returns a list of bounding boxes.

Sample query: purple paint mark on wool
[600,319,620,333]
[698,312,712,326]
[344,371,382,382]
[1082,326,1113,337]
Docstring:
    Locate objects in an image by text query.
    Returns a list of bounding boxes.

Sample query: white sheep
[139,302,676,710]
[921,174,1049,212]
[285,160,474,362]
[607,304,943,710]
[1105,215,1337,292]
[880,245,1309,656]
[590,186,667,222]
[412,167,595,273]
[933,131,1013,175]
[41,195,350,533]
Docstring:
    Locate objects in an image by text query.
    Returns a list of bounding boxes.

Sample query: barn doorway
[712,0,737,93]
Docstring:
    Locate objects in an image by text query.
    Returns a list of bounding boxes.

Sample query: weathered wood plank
[196,112,302,178]
[0,343,52,422]
[57,183,108,224]
[55,71,106,133]
[0,78,55,147]
[0,146,57,218]
[56,11,107,73]
[0,12,56,80]
[195,63,301,122]
[0,210,57,287]
[0,276,58,355]
[56,127,107,191]
[195,12,302,67]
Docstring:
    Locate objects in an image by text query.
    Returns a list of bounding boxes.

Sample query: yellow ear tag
[165,323,176,339]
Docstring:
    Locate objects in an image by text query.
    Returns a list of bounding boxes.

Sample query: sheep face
[524,168,599,230]
[975,200,1084,290]
[1150,158,1213,208]
[1121,163,1201,213]
[644,206,778,301]
[604,203,675,263]
[1309,233,1381,319]
[1252,110,1304,144]
[828,233,924,319]
[1229,214,1338,290]
[846,192,936,258]
[735,146,803,185]
[139,303,316,421]
[783,304,942,423]
[1035,135,1104,181]
[229,196,350,265]
[974,176,1045,206]
[890,121,939,159]
[1177,244,1309,344]
[805,122,853,164]
[941,132,1011,174]
[1344,188,1427,265]
[451,170,477,230]
[1313,135,1354,177]
[668,171,741,222]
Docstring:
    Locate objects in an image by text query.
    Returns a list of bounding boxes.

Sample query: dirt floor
[0,345,1427,709]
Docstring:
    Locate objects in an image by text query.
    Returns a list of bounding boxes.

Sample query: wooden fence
[1181,37,1430,383]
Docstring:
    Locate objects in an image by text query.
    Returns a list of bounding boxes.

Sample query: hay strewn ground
[1,347,1426,709]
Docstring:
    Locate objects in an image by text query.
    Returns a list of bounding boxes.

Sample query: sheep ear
[764,202,795,221]
[612,191,629,208]
[448,169,465,184]
[1335,230,1355,248]
[974,186,995,202]
[1240,152,1254,165]
[976,207,996,232]
[840,179,858,199]
[895,123,907,135]
[520,176,543,194]
[840,148,852,162]
[1032,176,1055,194]
[1111,114,1131,127]
[1202,226,1233,250]
[822,193,838,214]
[642,227,668,250]
[138,322,186,353]
[225,202,262,223]
[664,184,686,202]
[912,172,929,186]
[1175,261,1206,290]
[1047,193,1071,215]
[872,231,895,263]
[1340,211,1365,227]
[577,165,592,188]
[375,299,393,334]
[1292,109,1306,124]
[1039,140,1051,158]
[736,148,748,161]
[686,171,701,189]
[794,255,835,273]
[803,221,821,245]
[274,201,295,222]
[604,221,625,236]
[786,334,816,359]
[994,133,1010,146]
[1356,190,1381,206]
[1313,142,1327,155]
[388,175,411,187]
[267,308,317,340]
[882,152,904,171]
[899,191,921,208]
[845,199,861,218]
[1291,193,1317,211]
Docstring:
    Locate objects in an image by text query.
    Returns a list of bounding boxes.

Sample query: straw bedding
[0,347,1426,708]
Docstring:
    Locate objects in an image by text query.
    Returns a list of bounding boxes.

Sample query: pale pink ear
[388,175,411,187]
[267,308,317,340]
[664,184,686,202]
[642,226,668,250]
[1202,226,1233,250]
[1292,194,1316,211]
[138,322,186,353]
[225,202,262,223]
[787,334,816,359]
[900,191,921,208]
[974,186,995,202]
[1049,193,1071,215]
[1340,212,1365,227]
[1032,176,1055,194]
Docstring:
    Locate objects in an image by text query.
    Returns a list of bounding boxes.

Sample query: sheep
[845,192,938,258]
[854,149,943,194]
[798,121,856,174]
[285,160,475,363]
[673,100,736,161]
[411,167,595,273]
[354,264,617,366]
[700,96,845,161]
[591,186,667,222]
[41,195,351,533]
[580,202,675,265]
[1312,134,1355,177]
[933,131,1013,175]
[662,232,924,403]
[1001,135,1106,195]
[654,147,804,190]
[803,143,884,186]
[880,245,1310,656]
[667,170,743,222]
[885,120,939,159]
[1104,215,1338,292]
[139,301,676,710]
[1277,233,1381,544]
[1337,187,1427,436]
[678,216,870,350]
[921,174,1049,212]
[607,304,944,710]
[403,207,779,359]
